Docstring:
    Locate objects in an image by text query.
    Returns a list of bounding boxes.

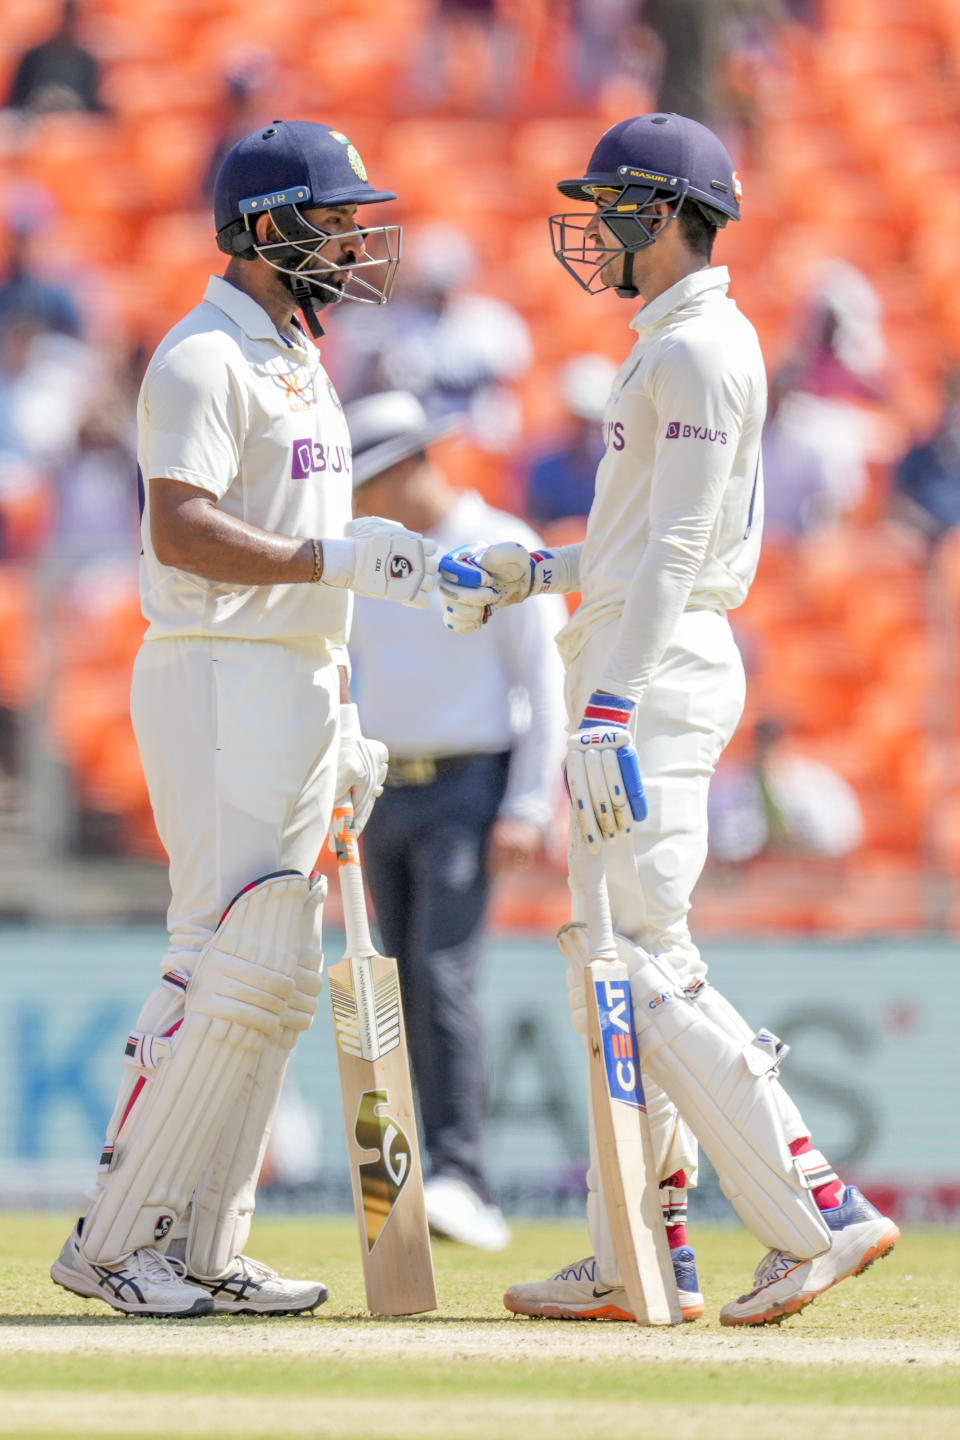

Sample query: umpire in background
[345,391,567,1250]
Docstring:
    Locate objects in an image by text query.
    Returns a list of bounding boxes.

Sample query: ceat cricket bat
[583,850,683,1326]
[327,805,437,1316]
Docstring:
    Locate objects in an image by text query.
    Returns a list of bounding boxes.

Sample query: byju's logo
[292,439,349,478]
[665,422,727,444]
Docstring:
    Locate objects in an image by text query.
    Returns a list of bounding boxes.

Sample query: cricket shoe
[50,1219,213,1317]
[424,1174,511,1252]
[720,1186,899,1327]
[503,1249,703,1322]
[186,1255,327,1315]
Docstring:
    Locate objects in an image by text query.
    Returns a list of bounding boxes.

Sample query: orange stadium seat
[0,565,40,711]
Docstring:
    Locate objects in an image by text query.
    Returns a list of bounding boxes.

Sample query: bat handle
[582,846,617,961]
[331,804,375,957]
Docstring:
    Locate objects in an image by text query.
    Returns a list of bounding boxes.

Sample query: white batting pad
[620,938,830,1259]
[80,871,309,1265]
[185,876,327,1279]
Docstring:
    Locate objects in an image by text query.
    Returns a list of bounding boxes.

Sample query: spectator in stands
[0,188,84,340]
[0,313,98,470]
[708,717,864,865]
[522,353,616,527]
[5,1,105,117]
[762,260,889,537]
[890,371,960,547]
[50,383,138,563]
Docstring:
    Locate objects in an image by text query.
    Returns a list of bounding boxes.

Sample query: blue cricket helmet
[212,119,401,331]
[557,112,741,225]
[550,112,741,296]
[214,120,395,242]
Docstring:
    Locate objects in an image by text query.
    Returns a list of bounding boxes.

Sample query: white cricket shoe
[424,1174,511,1252]
[503,1251,703,1322]
[50,1219,214,1317]
[187,1255,327,1315]
[720,1186,899,1327]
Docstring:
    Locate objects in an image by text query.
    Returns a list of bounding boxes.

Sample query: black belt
[384,752,505,787]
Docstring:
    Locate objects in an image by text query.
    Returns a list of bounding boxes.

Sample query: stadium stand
[1,0,959,933]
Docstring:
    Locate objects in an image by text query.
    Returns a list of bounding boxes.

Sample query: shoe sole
[208,1288,328,1316]
[504,1294,637,1321]
[504,1294,702,1323]
[51,1264,213,1318]
[719,1225,900,1328]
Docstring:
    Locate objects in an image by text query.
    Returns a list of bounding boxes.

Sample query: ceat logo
[389,554,412,579]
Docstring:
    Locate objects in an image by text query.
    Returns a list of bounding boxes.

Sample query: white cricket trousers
[131,635,340,966]
[566,607,746,984]
[83,636,339,1261]
[566,608,746,1241]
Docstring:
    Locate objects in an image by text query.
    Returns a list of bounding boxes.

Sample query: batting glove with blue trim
[438,541,560,632]
[564,691,647,849]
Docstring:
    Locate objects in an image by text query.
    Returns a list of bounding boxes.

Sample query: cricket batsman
[50,120,437,1316]
[439,112,899,1325]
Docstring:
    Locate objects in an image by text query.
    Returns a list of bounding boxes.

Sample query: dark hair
[677,201,720,261]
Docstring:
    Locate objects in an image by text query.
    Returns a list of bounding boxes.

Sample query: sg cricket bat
[327,805,438,1316]
[582,849,683,1326]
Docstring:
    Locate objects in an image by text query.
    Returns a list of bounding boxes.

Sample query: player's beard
[281,265,346,307]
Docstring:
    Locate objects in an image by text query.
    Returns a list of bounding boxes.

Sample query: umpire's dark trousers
[361,751,510,1202]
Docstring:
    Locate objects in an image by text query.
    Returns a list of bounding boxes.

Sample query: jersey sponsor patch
[292,438,350,479]
[665,421,727,444]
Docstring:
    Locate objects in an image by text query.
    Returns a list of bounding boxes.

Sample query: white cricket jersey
[556,266,766,703]
[348,490,567,828]
[137,274,352,654]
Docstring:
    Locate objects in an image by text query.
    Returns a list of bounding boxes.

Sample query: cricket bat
[327,805,438,1316]
[582,848,683,1326]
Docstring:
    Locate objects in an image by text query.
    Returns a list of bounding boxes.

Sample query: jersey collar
[629,265,730,336]
[203,274,308,350]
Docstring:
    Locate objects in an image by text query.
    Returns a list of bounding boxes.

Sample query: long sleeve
[599,333,749,699]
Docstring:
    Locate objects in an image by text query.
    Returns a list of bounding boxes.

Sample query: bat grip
[582,846,617,960]
[332,805,375,956]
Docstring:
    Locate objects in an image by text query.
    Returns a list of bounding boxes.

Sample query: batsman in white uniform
[439,113,899,1326]
[50,120,439,1317]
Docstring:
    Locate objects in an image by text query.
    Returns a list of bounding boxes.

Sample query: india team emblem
[330,129,368,181]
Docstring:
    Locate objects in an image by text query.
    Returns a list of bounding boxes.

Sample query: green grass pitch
[0,1214,958,1439]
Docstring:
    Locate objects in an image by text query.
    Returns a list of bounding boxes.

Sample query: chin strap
[289,277,326,339]
[615,248,639,300]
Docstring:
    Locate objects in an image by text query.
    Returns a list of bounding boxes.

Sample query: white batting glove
[320,517,439,608]
[438,541,559,633]
[335,703,388,834]
[557,922,589,1036]
[564,691,648,850]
